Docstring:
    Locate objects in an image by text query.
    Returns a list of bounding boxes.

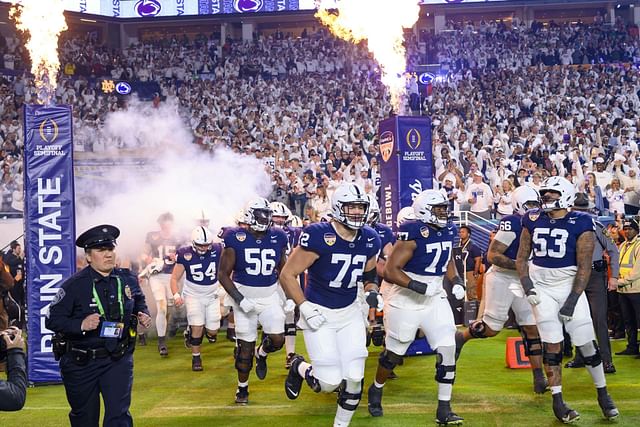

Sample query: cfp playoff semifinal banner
[23,104,77,384]
[379,116,433,231]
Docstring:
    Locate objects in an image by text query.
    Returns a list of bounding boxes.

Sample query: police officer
[565,193,619,373]
[46,225,151,427]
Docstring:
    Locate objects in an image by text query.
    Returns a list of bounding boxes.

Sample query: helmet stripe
[200,226,207,242]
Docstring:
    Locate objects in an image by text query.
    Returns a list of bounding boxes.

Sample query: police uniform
[46,225,149,427]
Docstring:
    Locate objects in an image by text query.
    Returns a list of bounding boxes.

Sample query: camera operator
[0,326,27,411]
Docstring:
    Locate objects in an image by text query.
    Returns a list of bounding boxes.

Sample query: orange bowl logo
[406,128,421,150]
[39,119,59,143]
[380,131,394,162]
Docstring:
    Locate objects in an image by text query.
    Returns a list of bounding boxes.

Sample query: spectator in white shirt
[466,171,494,220]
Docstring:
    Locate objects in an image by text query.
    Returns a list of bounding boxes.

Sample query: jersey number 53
[532,228,569,258]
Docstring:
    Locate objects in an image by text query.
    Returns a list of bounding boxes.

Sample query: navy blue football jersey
[300,222,381,309]
[374,222,396,249]
[176,243,223,286]
[222,227,288,287]
[145,231,181,274]
[497,213,523,261]
[397,220,457,276]
[283,226,302,254]
[521,208,595,268]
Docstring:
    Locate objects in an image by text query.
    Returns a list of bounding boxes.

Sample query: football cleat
[256,354,268,380]
[552,394,580,424]
[158,337,168,357]
[436,401,463,426]
[192,355,203,372]
[235,386,249,405]
[367,384,384,417]
[285,352,298,369]
[226,327,236,341]
[285,355,305,400]
[597,392,619,421]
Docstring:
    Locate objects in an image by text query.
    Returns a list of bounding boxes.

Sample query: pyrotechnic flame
[10,0,68,105]
[316,0,419,113]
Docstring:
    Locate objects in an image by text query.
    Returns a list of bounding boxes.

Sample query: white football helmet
[539,176,576,212]
[191,226,213,255]
[396,206,416,226]
[367,194,381,225]
[289,215,303,228]
[330,183,370,229]
[243,197,273,232]
[234,208,247,226]
[270,201,291,228]
[511,186,540,215]
[412,190,449,227]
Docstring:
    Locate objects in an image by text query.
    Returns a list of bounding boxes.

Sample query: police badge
[124,285,132,299]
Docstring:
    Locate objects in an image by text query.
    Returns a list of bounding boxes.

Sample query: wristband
[408,279,428,294]
[228,287,245,304]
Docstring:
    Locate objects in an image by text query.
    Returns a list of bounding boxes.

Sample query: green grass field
[2,330,639,426]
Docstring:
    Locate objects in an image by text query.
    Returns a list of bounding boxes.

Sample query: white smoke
[74,99,271,259]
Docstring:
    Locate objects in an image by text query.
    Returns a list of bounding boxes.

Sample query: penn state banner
[379,116,433,231]
[23,104,76,384]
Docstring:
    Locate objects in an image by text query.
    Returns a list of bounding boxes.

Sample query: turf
[2,330,639,426]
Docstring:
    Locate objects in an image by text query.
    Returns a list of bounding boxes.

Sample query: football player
[270,201,304,368]
[367,190,465,425]
[280,183,382,427]
[218,198,290,404]
[455,186,548,393]
[516,176,618,423]
[170,226,222,371]
[140,212,182,356]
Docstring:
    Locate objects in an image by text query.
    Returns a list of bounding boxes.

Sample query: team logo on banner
[380,131,394,162]
[420,226,430,238]
[236,232,246,242]
[135,0,162,17]
[234,0,264,13]
[406,128,421,150]
[39,119,59,143]
[184,252,192,261]
[528,212,540,221]
[324,233,336,246]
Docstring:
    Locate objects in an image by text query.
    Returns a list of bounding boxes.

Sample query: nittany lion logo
[39,119,59,143]
[234,0,264,13]
[135,0,162,17]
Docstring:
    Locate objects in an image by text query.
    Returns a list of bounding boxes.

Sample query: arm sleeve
[0,349,27,411]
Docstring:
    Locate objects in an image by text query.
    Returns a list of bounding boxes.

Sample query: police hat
[75,225,120,249]
[572,193,595,211]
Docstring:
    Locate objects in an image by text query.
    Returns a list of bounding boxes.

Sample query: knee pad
[235,340,255,373]
[542,344,563,366]
[521,330,543,357]
[577,341,602,368]
[337,388,362,411]
[262,334,284,353]
[378,349,403,371]
[434,353,456,384]
[285,323,297,337]
[468,320,489,339]
[190,331,204,346]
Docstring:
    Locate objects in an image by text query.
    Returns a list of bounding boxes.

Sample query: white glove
[283,299,296,314]
[239,297,256,314]
[452,284,465,300]
[525,288,541,306]
[299,301,327,330]
[365,290,384,312]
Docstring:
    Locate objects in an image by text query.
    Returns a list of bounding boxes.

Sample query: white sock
[374,380,385,389]
[238,381,248,388]
[333,407,355,427]
[550,385,562,395]
[438,383,453,401]
[297,361,312,379]
[192,352,201,357]
[285,335,296,355]
[586,365,607,388]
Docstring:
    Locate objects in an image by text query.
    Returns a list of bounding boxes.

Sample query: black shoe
[597,391,619,420]
[255,353,268,380]
[138,333,147,346]
[436,401,463,425]
[367,384,384,417]
[158,337,168,357]
[388,370,398,380]
[611,332,625,340]
[285,352,297,369]
[192,355,203,372]
[226,327,236,341]
[235,386,249,405]
[603,362,616,374]
[615,347,639,355]
[183,330,192,349]
[552,393,580,424]
[285,355,305,400]
[564,359,585,369]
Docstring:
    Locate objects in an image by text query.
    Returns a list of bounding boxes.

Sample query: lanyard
[92,276,123,320]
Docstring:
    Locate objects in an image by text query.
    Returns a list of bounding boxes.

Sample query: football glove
[238,297,256,314]
[451,276,466,300]
[299,301,327,330]
[521,276,541,306]
[365,290,384,312]
[283,299,296,314]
